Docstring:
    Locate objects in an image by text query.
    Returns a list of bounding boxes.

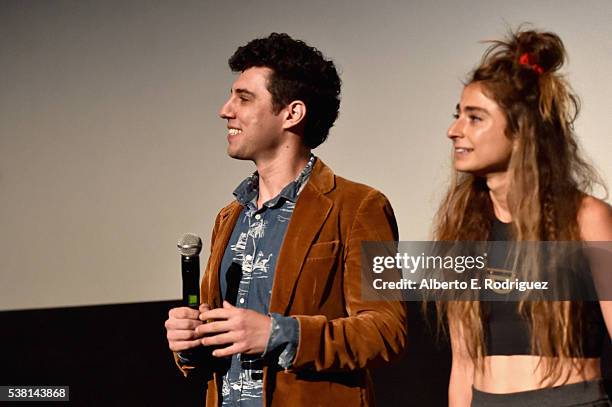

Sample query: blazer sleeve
[172,209,223,378]
[290,189,407,371]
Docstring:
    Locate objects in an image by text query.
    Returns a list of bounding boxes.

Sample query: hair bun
[515,30,566,74]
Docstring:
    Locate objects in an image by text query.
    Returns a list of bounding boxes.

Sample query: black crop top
[483,218,607,357]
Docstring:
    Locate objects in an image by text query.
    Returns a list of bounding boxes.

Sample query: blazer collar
[305,157,335,195]
[269,159,335,314]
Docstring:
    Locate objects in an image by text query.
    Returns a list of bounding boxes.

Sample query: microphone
[177,233,202,309]
[175,233,212,374]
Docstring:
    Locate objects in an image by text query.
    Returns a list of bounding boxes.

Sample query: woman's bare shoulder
[578,196,612,241]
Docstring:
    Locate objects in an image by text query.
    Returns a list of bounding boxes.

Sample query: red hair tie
[519,52,544,75]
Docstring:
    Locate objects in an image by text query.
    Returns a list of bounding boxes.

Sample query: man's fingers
[195,320,232,336]
[166,305,210,353]
[199,307,236,321]
[167,329,200,341]
[168,339,202,352]
[199,303,211,313]
[211,343,242,358]
[201,331,236,347]
[165,318,202,331]
[169,307,200,320]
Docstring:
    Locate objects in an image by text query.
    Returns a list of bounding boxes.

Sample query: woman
[436,27,612,406]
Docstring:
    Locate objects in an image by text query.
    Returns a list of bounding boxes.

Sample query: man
[165,33,406,407]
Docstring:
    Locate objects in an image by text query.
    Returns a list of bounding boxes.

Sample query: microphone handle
[181,255,200,309]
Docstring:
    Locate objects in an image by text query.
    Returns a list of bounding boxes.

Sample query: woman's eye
[469,115,482,122]
[452,113,459,119]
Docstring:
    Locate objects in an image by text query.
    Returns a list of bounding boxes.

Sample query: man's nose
[219,98,234,119]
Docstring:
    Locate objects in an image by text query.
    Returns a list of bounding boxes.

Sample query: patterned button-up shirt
[217,155,315,407]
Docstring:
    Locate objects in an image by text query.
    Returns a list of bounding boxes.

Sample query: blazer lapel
[269,181,333,314]
[205,202,241,308]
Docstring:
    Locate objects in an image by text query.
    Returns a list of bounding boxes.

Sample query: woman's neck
[486,171,512,223]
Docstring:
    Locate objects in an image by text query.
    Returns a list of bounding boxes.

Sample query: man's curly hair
[229,33,341,149]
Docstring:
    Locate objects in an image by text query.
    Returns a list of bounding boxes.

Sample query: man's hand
[165,304,210,352]
[196,301,272,357]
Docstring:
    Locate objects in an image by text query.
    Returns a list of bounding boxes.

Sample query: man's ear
[281,100,306,130]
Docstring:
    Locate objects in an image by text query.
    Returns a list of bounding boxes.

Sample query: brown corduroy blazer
[177,159,407,406]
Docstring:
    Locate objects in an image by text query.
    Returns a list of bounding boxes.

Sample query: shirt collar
[233,154,316,208]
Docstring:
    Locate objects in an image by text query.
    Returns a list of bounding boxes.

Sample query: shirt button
[255,214,261,220]
[239,298,245,304]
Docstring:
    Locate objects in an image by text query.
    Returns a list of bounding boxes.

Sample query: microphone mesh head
[177,233,202,256]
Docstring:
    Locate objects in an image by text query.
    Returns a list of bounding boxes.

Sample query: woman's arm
[578,196,612,339]
[448,318,475,407]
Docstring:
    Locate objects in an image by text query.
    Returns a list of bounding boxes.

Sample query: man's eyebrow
[233,88,256,97]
